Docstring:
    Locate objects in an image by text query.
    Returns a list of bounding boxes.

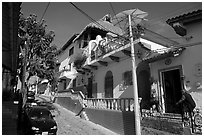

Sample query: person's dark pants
[182,105,194,132]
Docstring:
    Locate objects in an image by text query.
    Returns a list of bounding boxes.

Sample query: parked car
[22,106,57,135]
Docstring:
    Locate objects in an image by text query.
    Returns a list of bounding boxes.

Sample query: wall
[85,108,135,134]
[150,20,202,110]
[176,22,202,45]
[85,108,183,135]
[150,44,202,109]
[94,57,135,98]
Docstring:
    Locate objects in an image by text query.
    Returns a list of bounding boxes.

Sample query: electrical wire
[40,2,50,22]
[69,2,129,41]
[70,2,181,48]
[70,2,201,51]
[109,2,122,29]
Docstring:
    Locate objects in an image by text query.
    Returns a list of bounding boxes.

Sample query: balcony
[80,36,142,70]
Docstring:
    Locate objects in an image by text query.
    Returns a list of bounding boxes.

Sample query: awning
[59,58,71,72]
[142,47,185,63]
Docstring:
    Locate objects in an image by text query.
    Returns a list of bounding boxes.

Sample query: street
[36,96,118,135]
[36,95,174,135]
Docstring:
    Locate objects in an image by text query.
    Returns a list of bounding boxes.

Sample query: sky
[21,1,202,49]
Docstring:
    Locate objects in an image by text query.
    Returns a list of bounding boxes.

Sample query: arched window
[104,71,113,98]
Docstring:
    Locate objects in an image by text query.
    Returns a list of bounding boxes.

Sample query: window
[73,78,76,88]
[123,71,133,86]
[69,47,74,56]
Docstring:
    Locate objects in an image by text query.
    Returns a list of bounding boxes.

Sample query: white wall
[150,19,202,109]
[94,57,138,98]
[150,43,202,109]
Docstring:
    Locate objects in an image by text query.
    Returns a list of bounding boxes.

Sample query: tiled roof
[166,9,202,24]
[142,47,185,63]
[73,20,124,42]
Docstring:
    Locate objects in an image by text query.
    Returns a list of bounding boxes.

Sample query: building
[2,2,22,100]
[56,34,79,91]
[145,9,202,113]
[69,13,182,110]
[57,9,202,134]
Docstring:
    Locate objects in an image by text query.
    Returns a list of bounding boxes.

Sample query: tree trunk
[20,40,28,108]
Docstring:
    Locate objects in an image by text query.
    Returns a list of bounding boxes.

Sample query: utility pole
[128,14,141,135]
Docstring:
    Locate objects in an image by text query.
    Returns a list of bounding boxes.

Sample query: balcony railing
[85,98,136,112]
[89,36,129,61]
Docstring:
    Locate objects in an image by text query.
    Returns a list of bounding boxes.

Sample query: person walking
[176,82,196,130]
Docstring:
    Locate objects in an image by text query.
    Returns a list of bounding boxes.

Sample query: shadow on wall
[122,111,136,134]
[85,108,183,135]
[85,108,136,135]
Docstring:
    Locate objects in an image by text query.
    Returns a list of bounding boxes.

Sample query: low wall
[56,97,83,114]
[141,117,183,134]
[85,108,135,135]
[85,108,183,135]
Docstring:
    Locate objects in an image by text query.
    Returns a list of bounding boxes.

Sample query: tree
[18,13,58,105]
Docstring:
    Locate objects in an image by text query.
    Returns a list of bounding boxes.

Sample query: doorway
[105,71,113,98]
[160,67,183,113]
[138,70,151,109]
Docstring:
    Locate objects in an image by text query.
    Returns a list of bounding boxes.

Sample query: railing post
[119,99,122,111]
[123,99,126,111]
[128,99,131,111]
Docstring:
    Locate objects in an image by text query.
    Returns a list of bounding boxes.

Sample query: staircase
[78,109,89,121]
[2,101,19,135]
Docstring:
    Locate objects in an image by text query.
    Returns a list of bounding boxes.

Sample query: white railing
[85,98,136,112]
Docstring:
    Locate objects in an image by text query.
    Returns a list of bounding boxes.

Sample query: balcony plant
[73,53,87,69]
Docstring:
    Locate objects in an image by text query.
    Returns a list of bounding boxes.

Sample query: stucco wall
[176,22,202,45]
[150,45,202,109]
[85,108,183,135]
[94,57,136,98]
[150,19,202,110]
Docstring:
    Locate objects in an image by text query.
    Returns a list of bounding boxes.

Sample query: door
[138,70,151,109]
[161,68,182,113]
[105,71,113,98]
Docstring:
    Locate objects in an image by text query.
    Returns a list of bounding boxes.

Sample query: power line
[109,2,122,29]
[70,2,200,51]
[69,2,129,41]
[40,2,50,21]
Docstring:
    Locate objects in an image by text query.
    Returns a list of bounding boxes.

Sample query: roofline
[73,24,108,42]
[56,34,78,55]
[166,9,202,25]
[61,33,78,51]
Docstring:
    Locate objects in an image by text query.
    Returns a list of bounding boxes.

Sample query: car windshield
[29,108,52,120]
